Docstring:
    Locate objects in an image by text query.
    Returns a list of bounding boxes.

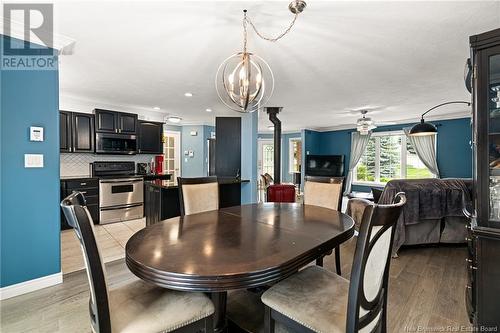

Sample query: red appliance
[154,155,164,174]
[267,184,296,203]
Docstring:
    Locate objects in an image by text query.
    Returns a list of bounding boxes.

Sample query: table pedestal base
[211,292,228,333]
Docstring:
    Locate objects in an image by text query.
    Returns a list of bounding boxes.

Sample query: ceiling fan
[355,110,396,135]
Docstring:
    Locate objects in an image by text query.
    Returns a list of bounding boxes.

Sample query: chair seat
[261,266,349,333]
[109,279,214,333]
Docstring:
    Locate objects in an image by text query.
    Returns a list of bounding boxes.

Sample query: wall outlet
[25,154,44,168]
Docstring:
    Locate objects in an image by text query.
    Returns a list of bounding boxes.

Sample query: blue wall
[180,125,214,177]
[305,118,472,192]
[1,36,60,287]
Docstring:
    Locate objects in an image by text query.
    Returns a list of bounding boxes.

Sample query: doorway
[163,130,181,183]
[258,139,274,178]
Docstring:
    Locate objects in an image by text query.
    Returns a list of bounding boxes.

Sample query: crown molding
[0,18,76,54]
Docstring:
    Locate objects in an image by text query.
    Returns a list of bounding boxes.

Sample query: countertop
[146,178,250,189]
[61,173,172,181]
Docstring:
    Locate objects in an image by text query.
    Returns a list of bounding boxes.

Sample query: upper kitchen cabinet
[94,109,137,134]
[60,111,94,153]
[60,111,72,153]
[72,112,95,152]
[138,121,163,154]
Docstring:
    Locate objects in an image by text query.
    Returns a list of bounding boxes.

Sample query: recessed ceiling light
[206,108,212,112]
[167,116,182,123]
[184,92,193,97]
[153,106,161,110]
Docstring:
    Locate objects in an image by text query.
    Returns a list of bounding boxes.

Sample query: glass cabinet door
[488,53,500,224]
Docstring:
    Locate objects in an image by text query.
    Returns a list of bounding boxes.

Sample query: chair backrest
[346,192,406,333]
[60,192,111,333]
[178,176,219,216]
[346,197,372,231]
[303,176,345,211]
[371,188,384,204]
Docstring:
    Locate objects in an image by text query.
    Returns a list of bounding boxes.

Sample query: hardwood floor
[1,238,470,332]
[61,218,145,274]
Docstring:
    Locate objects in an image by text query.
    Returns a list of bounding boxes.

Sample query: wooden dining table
[126,203,355,332]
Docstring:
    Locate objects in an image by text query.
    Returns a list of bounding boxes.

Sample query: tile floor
[61,218,146,274]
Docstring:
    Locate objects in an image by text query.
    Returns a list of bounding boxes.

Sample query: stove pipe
[265,107,283,184]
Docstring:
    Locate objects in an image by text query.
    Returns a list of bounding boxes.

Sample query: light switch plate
[30,126,44,141]
[25,154,44,168]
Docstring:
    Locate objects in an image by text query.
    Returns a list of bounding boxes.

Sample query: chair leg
[264,305,275,333]
[335,246,342,275]
[315,256,324,267]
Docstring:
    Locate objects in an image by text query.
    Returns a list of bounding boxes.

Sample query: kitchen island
[144,178,250,225]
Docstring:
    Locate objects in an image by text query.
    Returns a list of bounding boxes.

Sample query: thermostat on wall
[30,126,44,142]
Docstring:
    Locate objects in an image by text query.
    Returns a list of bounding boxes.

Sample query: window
[354,131,434,185]
[289,138,302,173]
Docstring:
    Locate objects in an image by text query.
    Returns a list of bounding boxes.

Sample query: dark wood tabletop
[126,203,355,292]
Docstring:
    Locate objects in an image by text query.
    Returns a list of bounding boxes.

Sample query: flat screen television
[305,155,344,177]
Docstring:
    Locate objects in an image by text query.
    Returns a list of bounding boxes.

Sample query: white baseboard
[0,272,63,300]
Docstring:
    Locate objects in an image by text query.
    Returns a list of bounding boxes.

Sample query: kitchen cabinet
[60,177,99,229]
[60,111,72,153]
[94,109,137,134]
[138,121,163,154]
[60,111,94,153]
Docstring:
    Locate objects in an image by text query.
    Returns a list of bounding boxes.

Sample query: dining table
[126,202,355,332]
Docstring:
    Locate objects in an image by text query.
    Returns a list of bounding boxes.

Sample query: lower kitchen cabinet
[60,177,99,229]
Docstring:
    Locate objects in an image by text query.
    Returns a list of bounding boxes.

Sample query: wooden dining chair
[177,176,219,216]
[262,192,406,333]
[60,191,214,333]
[303,176,345,275]
[346,197,373,231]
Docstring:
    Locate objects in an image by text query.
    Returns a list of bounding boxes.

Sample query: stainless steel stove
[92,161,143,224]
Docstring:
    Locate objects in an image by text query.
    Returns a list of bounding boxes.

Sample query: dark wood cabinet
[60,111,72,153]
[72,112,95,153]
[138,121,163,154]
[468,28,500,329]
[94,109,137,134]
[60,111,94,153]
[61,178,99,229]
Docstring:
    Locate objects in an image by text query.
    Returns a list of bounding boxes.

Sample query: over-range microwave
[95,133,137,155]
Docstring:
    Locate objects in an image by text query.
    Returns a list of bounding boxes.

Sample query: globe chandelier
[215,1,307,113]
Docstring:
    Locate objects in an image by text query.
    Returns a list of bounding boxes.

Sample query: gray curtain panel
[403,128,440,177]
[344,131,372,195]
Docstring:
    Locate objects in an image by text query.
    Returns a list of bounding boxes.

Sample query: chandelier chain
[242,11,299,52]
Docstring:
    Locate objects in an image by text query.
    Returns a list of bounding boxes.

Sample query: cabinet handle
[469,265,477,270]
[466,258,473,263]
[80,182,87,186]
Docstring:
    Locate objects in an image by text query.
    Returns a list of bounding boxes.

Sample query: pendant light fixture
[215,1,307,113]
[409,101,471,136]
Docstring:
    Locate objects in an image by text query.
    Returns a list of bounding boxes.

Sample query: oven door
[99,178,144,207]
[95,133,137,155]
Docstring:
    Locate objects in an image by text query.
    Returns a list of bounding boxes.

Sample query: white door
[258,140,274,177]
[163,131,181,183]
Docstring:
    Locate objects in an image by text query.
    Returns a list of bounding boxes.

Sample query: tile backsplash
[60,153,157,177]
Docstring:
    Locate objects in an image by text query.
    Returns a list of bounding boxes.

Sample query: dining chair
[60,191,214,333]
[303,176,345,275]
[346,197,373,231]
[177,176,219,216]
[261,192,406,333]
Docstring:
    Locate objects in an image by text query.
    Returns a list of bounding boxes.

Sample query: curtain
[344,132,372,195]
[403,128,440,177]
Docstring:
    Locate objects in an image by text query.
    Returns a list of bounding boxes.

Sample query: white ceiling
[55,1,500,132]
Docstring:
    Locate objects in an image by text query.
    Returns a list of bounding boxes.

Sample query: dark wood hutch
[467,27,500,329]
